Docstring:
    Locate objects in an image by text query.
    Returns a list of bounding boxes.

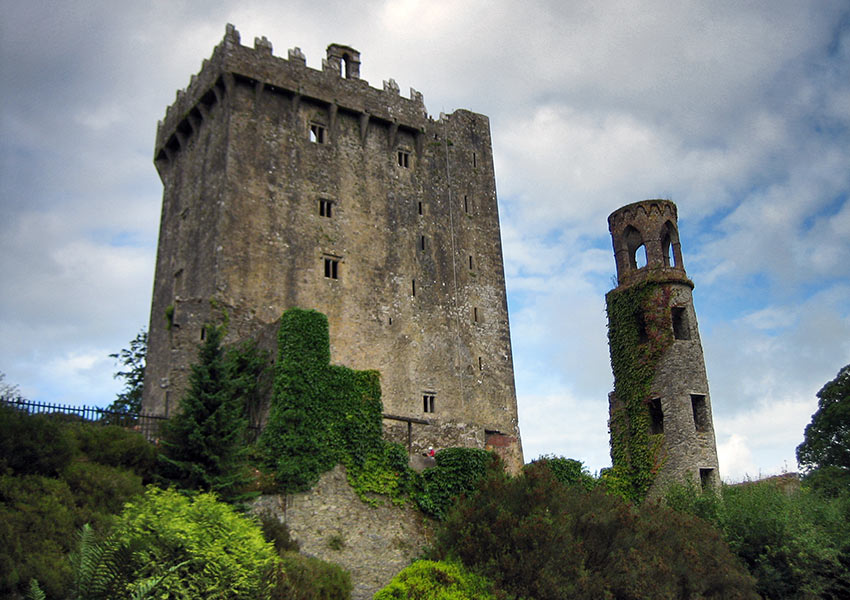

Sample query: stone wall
[252,465,430,600]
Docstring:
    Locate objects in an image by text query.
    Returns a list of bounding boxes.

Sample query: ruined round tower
[606,200,720,498]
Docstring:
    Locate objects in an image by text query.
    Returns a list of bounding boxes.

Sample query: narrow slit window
[423,394,435,413]
[473,307,479,322]
[309,123,326,144]
[412,279,416,297]
[691,394,709,432]
[323,257,339,279]
[397,150,410,168]
[200,328,205,341]
[649,398,664,434]
[464,195,469,213]
[635,311,648,344]
[478,356,483,371]
[672,307,690,340]
[469,255,473,269]
[420,235,425,251]
[418,201,423,216]
[472,152,477,167]
[319,199,333,218]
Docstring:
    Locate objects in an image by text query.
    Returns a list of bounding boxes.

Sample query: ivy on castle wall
[257,309,411,503]
[604,280,674,503]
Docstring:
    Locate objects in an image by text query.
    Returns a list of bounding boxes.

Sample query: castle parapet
[155,24,429,167]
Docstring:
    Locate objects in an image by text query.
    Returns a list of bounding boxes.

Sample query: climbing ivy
[257,309,411,503]
[604,279,675,503]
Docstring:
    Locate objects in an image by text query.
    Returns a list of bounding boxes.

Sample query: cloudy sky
[2,0,848,481]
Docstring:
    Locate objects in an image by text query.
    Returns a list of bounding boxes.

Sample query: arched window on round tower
[660,219,683,270]
[624,225,646,270]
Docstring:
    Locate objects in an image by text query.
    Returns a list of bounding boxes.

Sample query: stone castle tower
[606,200,720,495]
[141,25,522,468]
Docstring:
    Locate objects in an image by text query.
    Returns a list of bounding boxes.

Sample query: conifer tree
[157,324,252,501]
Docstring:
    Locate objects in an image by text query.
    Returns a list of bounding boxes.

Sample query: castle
[606,200,721,495]
[141,25,523,469]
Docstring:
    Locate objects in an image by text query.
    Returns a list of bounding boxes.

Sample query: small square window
[397,150,410,168]
[423,394,435,413]
[323,257,339,279]
[319,199,333,218]
[310,123,326,144]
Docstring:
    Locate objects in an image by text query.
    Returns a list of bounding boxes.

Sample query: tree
[108,330,147,415]
[157,324,265,501]
[0,371,21,401]
[797,364,850,493]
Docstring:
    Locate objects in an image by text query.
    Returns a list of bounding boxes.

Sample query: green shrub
[0,405,75,477]
[414,448,497,520]
[63,461,144,528]
[374,560,496,600]
[271,551,351,600]
[110,486,278,599]
[530,455,597,490]
[433,462,758,600]
[68,423,158,479]
[721,481,850,599]
[0,474,76,598]
[258,510,300,554]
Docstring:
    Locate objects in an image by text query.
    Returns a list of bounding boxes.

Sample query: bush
[110,487,279,599]
[374,560,496,600]
[68,423,158,480]
[433,462,758,600]
[270,552,351,600]
[414,448,497,520]
[530,455,597,490]
[0,474,76,598]
[0,405,75,477]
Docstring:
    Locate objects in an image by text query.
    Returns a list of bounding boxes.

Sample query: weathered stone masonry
[607,200,721,496]
[142,25,523,469]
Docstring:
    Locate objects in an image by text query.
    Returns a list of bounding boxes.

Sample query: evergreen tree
[157,324,253,501]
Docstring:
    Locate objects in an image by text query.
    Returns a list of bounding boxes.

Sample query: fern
[25,580,46,600]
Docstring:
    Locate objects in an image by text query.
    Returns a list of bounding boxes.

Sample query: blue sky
[2,0,849,480]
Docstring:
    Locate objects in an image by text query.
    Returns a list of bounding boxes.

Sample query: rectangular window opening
[309,123,326,144]
[478,356,483,371]
[700,468,714,490]
[423,394,435,413]
[397,150,410,168]
[469,255,474,269]
[472,152,477,168]
[319,199,333,218]
[473,307,479,322]
[635,311,648,344]
[691,394,709,432]
[418,201,423,216]
[323,257,339,279]
[412,279,416,297]
[464,195,469,213]
[649,397,664,434]
[420,235,425,251]
[672,306,690,340]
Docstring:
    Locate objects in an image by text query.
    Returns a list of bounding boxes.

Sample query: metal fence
[1,398,168,441]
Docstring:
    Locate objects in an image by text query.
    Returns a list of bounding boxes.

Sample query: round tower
[606,200,720,499]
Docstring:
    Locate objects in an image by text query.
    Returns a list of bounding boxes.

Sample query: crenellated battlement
[155,24,429,167]
[608,199,688,288]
